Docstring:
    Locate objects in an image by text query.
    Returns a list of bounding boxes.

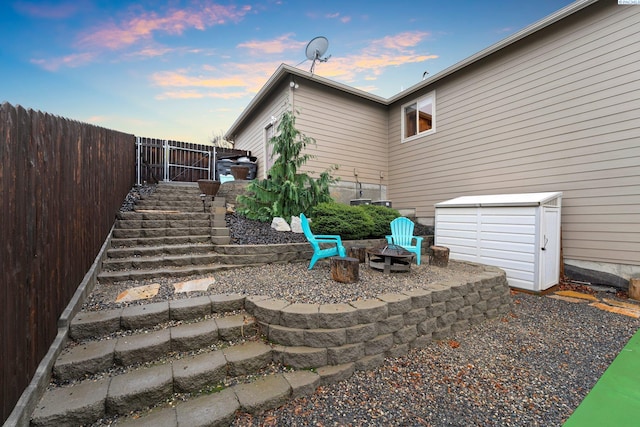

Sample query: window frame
[263,119,277,178]
[401,91,436,143]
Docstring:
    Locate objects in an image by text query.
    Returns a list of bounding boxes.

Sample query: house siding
[231,80,290,178]
[388,0,640,267]
[292,79,389,184]
[233,76,389,188]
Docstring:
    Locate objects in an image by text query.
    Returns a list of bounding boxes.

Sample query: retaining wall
[245,263,511,370]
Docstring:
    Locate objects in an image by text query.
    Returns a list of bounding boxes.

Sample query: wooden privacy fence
[0,103,136,424]
[136,137,250,184]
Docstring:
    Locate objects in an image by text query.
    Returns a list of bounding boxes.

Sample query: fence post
[136,137,141,186]
[163,139,169,182]
[208,149,212,180]
[212,148,217,181]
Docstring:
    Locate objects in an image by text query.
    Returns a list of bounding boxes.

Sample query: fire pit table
[366,244,415,274]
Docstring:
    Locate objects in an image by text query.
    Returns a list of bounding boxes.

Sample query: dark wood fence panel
[136,137,250,184]
[0,103,135,423]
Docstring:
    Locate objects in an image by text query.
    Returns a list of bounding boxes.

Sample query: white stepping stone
[115,283,160,302]
[174,276,215,293]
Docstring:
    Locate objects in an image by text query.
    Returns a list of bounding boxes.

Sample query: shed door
[541,206,560,290]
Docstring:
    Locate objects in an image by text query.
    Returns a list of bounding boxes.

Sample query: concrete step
[31,340,283,426]
[101,252,239,271]
[112,227,212,239]
[104,181,233,284]
[69,296,247,340]
[119,368,326,425]
[56,312,258,383]
[117,211,211,221]
[138,194,202,202]
[96,264,245,284]
[115,219,211,230]
[135,200,206,209]
[135,205,208,213]
[211,235,231,245]
[106,243,217,259]
[110,235,212,248]
[31,358,345,427]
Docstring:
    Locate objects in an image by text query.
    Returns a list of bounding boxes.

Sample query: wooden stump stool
[429,245,450,267]
[629,277,640,301]
[348,246,367,263]
[330,257,359,283]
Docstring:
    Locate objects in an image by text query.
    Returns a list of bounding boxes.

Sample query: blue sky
[0,0,576,145]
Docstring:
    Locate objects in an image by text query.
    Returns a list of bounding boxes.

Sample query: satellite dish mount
[305,36,331,75]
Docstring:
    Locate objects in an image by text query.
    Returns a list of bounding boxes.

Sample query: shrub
[237,109,338,222]
[309,202,400,240]
[359,204,400,238]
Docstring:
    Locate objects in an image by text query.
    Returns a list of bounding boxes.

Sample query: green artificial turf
[564,328,640,426]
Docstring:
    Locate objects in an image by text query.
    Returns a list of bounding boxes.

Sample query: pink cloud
[151,70,247,88]
[156,90,250,100]
[325,12,351,23]
[150,59,284,101]
[13,1,83,19]
[30,52,97,71]
[298,31,437,83]
[237,33,306,55]
[372,31,430,51]
[77,3,252,51]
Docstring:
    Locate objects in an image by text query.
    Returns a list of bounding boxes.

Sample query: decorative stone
[173,277,215,293]
[290,216,303,233]
[116,284,160,302]
[271,217,291,232]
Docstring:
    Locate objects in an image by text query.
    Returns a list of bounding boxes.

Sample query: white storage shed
[434,192,562,292]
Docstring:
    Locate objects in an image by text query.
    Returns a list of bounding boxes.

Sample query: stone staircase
[26,181,335,426]
[25,181,514,426]
[29,262,513,426]
[30,294,345,426]
[97,181,308,284]
[98,181,233,284]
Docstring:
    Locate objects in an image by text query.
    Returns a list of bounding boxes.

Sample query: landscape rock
[290,216,303,233]
[271,217,291,232]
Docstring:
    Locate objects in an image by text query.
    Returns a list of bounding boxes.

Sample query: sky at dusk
[0,0,576,145]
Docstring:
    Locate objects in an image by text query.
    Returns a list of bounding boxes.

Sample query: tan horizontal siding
[388,1,640,266]
[294,80,389,183]
[232,82,289,178]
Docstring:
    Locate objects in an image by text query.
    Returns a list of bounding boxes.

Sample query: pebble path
[232,291,640,426]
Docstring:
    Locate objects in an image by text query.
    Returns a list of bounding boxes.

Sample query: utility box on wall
[434,192,562,293]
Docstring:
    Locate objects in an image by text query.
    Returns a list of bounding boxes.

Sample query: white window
[401,92,435,142]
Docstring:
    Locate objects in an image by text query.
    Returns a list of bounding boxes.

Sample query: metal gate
[136,137,249,185]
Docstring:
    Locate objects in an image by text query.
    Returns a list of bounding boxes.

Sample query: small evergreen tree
[237,109,337,222]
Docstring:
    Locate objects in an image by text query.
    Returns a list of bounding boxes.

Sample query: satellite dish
[305,36,331,74]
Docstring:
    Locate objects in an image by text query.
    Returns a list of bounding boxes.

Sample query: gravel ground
[84,261,483,311]
[232,291,640,427]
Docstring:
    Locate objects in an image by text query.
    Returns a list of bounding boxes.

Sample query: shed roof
[435,192,563,208]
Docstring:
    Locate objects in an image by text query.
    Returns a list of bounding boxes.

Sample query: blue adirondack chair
[300,213,347,269]
[386,217,423,265]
